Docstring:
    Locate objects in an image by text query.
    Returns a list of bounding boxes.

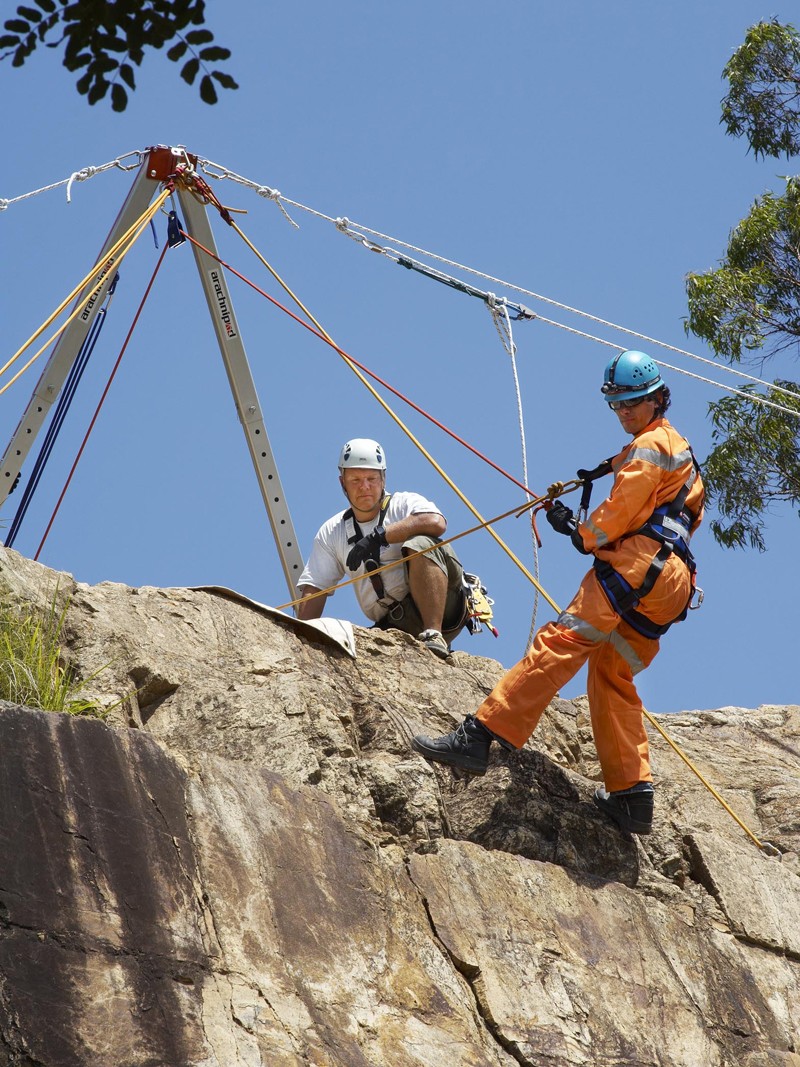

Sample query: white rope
[196,156,799,408]
[7,150,794,420]
[198,159,301,228]
[485,295,540,645]
[531,312,800,420]
[254,186,299,229]
[329,220,800,405]
[0,150,144,211]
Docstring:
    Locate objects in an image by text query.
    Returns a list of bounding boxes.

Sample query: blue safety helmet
[601,350,664,403]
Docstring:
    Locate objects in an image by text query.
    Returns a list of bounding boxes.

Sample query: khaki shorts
[375,536,467,641]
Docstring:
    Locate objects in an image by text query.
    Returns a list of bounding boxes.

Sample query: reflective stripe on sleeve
[622,446,693,473]
[585,518,608,547]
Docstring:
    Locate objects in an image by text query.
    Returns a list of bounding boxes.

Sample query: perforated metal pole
[1,145,304,599]
[0,156,156,507]
[175,185,304,598]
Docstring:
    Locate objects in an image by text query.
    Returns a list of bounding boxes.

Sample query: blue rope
[5,273,120,549]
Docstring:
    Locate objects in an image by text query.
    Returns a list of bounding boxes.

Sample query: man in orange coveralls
[412,350,705,835]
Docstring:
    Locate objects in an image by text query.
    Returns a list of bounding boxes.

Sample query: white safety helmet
[338,438,386,471]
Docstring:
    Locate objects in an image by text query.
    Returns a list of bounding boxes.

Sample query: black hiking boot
[594,782,654,835]
[411,715,493,776]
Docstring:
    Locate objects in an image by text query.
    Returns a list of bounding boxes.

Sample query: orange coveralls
[477,416,704,792]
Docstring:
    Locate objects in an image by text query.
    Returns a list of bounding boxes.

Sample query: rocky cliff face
[0,545,798,1067]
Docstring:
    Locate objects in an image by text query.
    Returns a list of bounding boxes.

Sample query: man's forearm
[384,512,446,544]
[296,585,327,620]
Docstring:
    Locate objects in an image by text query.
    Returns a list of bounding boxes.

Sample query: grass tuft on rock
[0,595,106,718]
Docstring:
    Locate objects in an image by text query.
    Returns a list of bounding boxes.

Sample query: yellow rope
[277,485,574,613]
[188,179,777,860]
[0,189,170,391]
[228,218,561,613]
[640,710,779,855]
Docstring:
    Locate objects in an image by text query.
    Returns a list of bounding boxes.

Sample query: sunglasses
[608,395,652,411]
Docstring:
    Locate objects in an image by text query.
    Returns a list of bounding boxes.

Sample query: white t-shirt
[298,490,443,621]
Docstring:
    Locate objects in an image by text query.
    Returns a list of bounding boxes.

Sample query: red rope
[34,243,170,561]
[179,230,541,502]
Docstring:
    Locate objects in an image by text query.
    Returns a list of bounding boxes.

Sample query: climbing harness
[343,494,394,606]
[280,485,561,616]
[577,454,704,639]
[343,493,499,637]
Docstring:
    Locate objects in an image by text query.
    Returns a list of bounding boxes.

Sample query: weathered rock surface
[0,545,798,1066]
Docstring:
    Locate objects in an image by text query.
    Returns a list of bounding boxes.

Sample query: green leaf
[87,78,108,104]
[166,39,188,61]
[199,71,217,104]
[110,82,127,111]
[198,45,229,62]
[2,0,237,112]
[101,34,128,53]
[721,19,800,159]
[180,55,199,84]
[185,28,213,45]
[211,70,238,90]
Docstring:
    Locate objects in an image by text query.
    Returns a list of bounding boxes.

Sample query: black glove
[346,526,387,571]
[570,528,590,555]
[546,501,577,536]
[546,503,590,554]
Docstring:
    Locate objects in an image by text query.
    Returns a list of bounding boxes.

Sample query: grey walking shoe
[594,782,654,835]
[418,628,450,659]
[411,715,493,775]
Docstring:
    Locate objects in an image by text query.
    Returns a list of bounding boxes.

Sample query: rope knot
[0,200,8,212]
[335,216,350,233]
[259,187,300,228]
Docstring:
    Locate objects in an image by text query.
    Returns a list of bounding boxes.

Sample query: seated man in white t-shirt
[296,438,467,658]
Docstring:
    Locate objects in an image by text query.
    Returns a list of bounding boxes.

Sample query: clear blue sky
[1,1,796,715]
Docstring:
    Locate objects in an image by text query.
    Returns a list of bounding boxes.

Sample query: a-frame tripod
[0,145,303,598]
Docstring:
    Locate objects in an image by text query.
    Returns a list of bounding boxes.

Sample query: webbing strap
[577,457,613,518]
[343,495,392,601]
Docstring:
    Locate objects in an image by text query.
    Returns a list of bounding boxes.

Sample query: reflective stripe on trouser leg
[587,627,658,793]
[477,559,691,780]
[475,568,656,756]
[555,570,659,792]
[473,571,610,746]
[475,617,596,748]
[584,555,691,792]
